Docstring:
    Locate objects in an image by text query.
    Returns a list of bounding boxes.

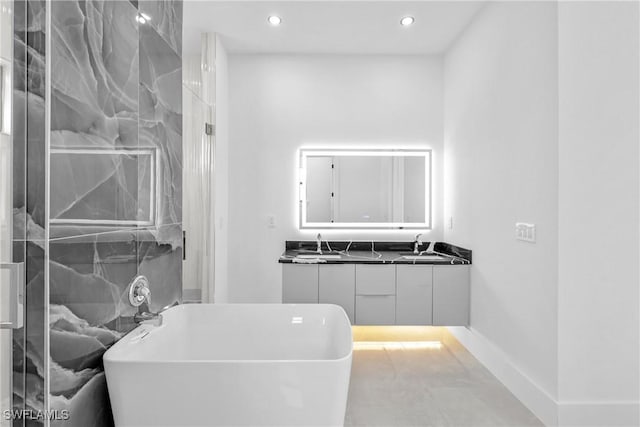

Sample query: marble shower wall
[46,1,183,426]
[12,0,48,425]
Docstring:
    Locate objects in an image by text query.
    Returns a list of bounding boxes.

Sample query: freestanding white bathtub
[103,303,353,427]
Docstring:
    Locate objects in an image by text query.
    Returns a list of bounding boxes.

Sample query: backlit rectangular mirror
[299,148,431,229]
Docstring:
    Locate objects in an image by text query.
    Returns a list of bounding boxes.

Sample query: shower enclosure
[1,0,33,424]
[182,33,216,303]
[1,1,185,426]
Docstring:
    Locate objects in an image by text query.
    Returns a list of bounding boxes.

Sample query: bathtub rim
[103,303,354,364]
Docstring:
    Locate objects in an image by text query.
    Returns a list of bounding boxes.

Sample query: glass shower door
[1,1,24,425]
[182,85,214,302]
[0,0,11,424]
[0,0,11,427]
[0,81,12,427]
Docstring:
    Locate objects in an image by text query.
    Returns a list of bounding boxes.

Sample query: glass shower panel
[1,0,11,424]
[0,46,11,425]
[0,121,14,427]
[182,86,214,302]
[1,0,26,425]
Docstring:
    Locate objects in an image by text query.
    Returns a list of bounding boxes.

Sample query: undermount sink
[296,254,342,260]
[402,255,447,261]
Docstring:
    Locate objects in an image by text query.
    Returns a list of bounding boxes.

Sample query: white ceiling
[183,1,486,55]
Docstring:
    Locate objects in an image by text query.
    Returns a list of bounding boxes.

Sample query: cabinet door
[396,265,433,325]
[433,265,469,326]
[356,295,396,325]
[355,264,395,295]
[319,264,355,324]
[282,264,318,303]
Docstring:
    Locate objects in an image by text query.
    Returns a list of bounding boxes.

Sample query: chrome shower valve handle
[128,275,151,307]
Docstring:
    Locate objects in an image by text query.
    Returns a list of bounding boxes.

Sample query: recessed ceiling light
[400,16,415,26]
[268,15,282,26]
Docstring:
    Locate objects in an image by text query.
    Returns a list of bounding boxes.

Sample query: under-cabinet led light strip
[353,341,443,350]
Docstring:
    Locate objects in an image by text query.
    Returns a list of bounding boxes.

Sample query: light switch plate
[515,222,536,243]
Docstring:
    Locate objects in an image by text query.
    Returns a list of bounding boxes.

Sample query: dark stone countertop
[279,241,472,265]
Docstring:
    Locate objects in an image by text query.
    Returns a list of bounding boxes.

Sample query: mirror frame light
[298,148,432,230]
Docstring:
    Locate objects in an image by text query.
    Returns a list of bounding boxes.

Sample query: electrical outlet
[515,223,536,243]
[267,215,276,228]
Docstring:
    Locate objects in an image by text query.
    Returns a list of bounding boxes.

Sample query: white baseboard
[448,327,640,427]
[558,401,640,427]
[447,326,559,426]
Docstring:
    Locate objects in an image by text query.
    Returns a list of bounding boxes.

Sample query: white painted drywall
[228,55,443,302]
[444,2,559,423]
[213,36,230,303]
[557,2,639,425]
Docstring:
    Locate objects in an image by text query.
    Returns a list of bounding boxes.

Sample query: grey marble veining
[21,242,47,419]
[50,152,140,223]
[11,1,183,424]
[13,0,47,236]
[137,227,183,310]
[48,229,182,427]
[8,242,47,425]
[12,1,48,425]
[50,0,141,239]
[24,2,47,239]
[139,21,182,228]
[139,0,182,56]
[44,2,183,426]
[48,0,183,240]
[51,0,139,150]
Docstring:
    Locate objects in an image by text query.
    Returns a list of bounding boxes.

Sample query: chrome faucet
[413,233,423,254]
[128,275,163,326]
[316,233,323,254]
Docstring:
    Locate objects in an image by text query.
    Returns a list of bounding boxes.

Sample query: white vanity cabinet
[282,264,318,303]
[396,265,433,325]
[282,263,469,326]
[433,265,470,326]
[355,265,396,325]
[319,264,355,323]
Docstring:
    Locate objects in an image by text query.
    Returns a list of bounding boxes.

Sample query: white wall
[557,2,639,425]
[213,37,230,303]
[444,2,559,424]
[228,55,443,302]
[445,2,640,425]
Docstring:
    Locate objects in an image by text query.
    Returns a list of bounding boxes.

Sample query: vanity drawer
[355,295,396,325]
[355,264,395,295]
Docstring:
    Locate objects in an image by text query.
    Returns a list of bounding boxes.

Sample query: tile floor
[344,326,543,427]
